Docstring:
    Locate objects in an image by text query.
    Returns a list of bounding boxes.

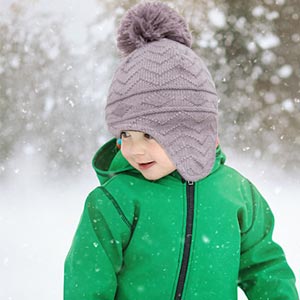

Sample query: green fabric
[64,138,298,300]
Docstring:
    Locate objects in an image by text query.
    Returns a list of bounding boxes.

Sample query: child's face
[120,130,176,181]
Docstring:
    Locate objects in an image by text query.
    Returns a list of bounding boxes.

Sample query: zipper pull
[187,181,194,186]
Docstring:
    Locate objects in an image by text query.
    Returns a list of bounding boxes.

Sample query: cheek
[160,151,176,168]
[153,147,168,161]
[120,146,127,157]
[120,145,131,161]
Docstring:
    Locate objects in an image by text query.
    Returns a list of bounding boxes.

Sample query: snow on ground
[0,158,96,300]
[0,150,299,299]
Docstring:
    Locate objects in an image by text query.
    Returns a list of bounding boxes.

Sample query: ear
[216,136,219,148]
[116,138,122,149]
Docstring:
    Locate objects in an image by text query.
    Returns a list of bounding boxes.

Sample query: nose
[129,139,146,156]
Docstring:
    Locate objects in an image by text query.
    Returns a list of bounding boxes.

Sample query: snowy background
[0,0,299,299]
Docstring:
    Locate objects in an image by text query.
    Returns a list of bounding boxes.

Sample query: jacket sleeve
[238,182,299,299]
[64,187,132,300]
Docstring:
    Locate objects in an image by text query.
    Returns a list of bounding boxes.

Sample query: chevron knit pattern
[105,38,218,182]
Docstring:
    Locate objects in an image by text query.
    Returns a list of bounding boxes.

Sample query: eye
[144,133,153,139]
[120,131,130,139]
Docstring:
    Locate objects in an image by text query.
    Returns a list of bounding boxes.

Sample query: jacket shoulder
[85,185,135,235]
[208,163,253,193]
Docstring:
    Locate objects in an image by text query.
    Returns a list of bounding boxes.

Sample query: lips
[138,161,156,170]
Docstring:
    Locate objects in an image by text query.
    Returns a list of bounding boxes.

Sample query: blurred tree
[0,3,106,178]
[201,0,300,170]
[0,18,25,167]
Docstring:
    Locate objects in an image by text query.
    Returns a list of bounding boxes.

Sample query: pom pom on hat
[117,2,192,56]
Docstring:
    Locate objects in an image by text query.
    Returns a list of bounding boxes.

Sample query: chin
[142,173,162,181]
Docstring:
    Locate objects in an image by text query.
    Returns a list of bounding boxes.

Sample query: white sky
[0,0,103,45]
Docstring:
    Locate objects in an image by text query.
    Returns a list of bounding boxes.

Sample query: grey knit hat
[105,2,218,182]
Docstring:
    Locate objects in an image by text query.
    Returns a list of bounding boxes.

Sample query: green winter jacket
[64,138,298,300]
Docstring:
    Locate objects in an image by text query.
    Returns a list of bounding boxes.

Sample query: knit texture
[105,3,218,182]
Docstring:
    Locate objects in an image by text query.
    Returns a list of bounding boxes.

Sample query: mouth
[137,161,156,170]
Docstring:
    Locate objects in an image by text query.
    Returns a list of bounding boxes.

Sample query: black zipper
[174,181,195,300]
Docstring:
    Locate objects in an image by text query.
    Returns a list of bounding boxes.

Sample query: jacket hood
[92,138,226,185]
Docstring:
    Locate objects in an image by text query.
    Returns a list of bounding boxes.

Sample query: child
[64,2,298,299]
